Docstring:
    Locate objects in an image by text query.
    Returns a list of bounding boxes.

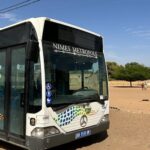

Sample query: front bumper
[26,120,109,150]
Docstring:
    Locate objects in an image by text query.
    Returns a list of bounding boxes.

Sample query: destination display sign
[51,42,98,58]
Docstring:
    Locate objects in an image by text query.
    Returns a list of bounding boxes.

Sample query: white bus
[0,17,109,150]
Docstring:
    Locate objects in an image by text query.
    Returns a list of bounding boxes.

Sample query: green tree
[112,65,125,80]
[106,62,120,80]
[113,62,150,86]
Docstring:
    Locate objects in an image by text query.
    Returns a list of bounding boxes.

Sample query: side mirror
[27,40,39,62]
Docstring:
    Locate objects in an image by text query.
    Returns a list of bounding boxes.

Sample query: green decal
[54,105,91,127]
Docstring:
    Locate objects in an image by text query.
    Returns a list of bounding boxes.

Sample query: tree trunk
[130,81,132,87]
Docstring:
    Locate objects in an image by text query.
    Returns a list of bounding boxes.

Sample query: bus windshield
[43,42,108,107]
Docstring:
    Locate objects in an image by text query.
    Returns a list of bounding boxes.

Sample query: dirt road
[0,86,150,150]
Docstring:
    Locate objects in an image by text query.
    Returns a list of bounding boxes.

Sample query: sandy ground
[109,86,150,114]
[0,85,150,150]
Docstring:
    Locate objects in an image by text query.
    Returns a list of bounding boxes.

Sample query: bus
[0,17,109,150]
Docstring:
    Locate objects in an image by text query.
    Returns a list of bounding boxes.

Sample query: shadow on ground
[113,86,140,88]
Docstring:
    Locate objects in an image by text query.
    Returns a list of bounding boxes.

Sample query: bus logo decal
[46,82,52,105]
[80,115,88,127]
[54,105,91,127]
[52,42,98,58]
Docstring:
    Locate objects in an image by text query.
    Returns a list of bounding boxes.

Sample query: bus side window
[28,58,42,113]
[34,61,41,98]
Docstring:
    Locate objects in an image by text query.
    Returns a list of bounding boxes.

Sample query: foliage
[107,61,150,86]
[106,62,121,80]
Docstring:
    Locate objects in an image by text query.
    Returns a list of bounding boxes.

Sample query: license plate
[75,130,91,139]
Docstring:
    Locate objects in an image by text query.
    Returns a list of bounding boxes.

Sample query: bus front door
[8,46,26,142]
[0,46,26,145]
[0,50,6,139]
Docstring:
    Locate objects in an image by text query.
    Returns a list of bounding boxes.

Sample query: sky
[0,0,150,66]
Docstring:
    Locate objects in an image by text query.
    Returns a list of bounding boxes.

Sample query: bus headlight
[101,114,109,122]
[31,126,60,138]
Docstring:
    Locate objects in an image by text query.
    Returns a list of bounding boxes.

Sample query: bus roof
[0,17,102,38]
